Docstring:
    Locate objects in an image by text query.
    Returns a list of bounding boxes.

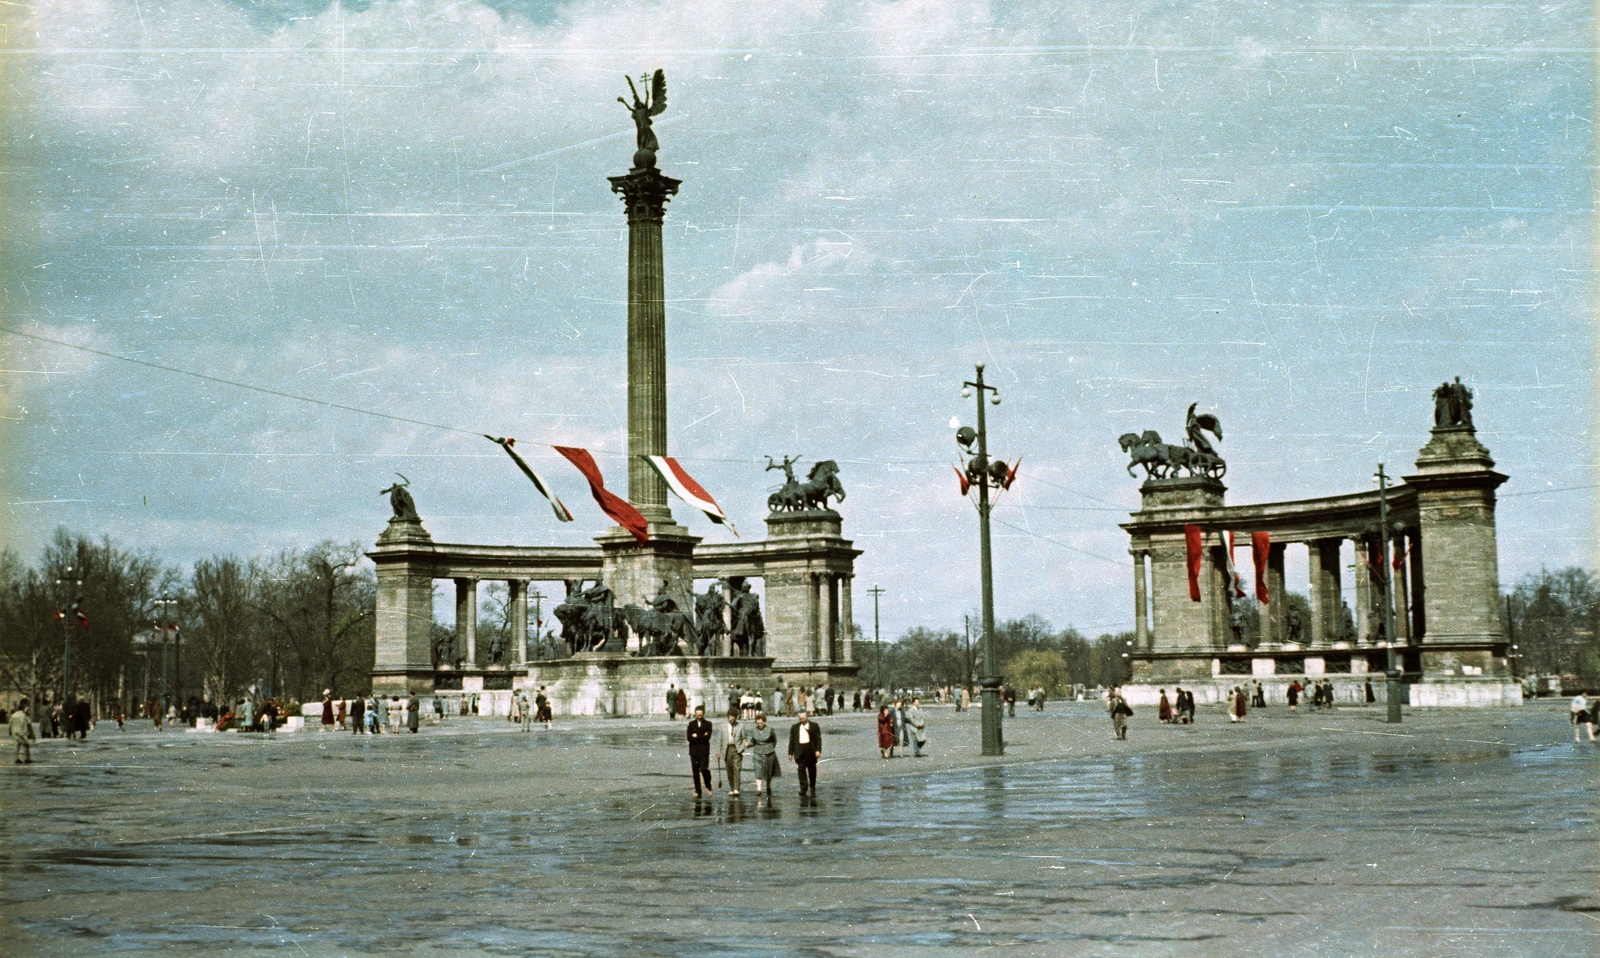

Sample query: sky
[1,0,1594,643]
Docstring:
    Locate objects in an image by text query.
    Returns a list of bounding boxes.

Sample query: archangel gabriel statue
[619,69,667,167]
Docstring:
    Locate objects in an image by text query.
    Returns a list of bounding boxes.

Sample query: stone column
[1407,531,1426,641]
[369,519,437,695]
[1262,542,1287,647]
[609,166,682,525]
[510,580,528,666]
[822,575,837,662]
[840,574,854,665]
[1309,539,1342,646]
[1395,543,1413,643]
[1353,542,1371,644]
[455,578,478,667]
[1207,539,1231,647]
[1133,549,1149,649]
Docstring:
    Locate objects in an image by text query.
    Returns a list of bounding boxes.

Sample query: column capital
[608,168,681,224]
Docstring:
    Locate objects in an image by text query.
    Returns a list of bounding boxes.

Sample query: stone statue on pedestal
[695,582,728,656]
[1432,377,1474,428]
[618,69,667,167]
[379,473,420,522]
[555,581,625,653]
[766,458,846,513]
[729,579,766,656]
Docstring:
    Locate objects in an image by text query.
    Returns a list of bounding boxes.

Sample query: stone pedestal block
[517,654,776,718]
[1405,426,1507,648]
[369,518,438,694]
[598,523,700,652]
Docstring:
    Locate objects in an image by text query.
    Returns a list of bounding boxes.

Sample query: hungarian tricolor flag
[1223,532,1247,601]
[954,465,970,496]
[554,446,650,544]
[647,456,737,536]
[1184,524,1203,602]
[485,435,574,523]
[1251,532,1271,603]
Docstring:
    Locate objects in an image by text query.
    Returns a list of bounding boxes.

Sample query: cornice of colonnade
[1121,482,1423,541]
[366,539,605,581]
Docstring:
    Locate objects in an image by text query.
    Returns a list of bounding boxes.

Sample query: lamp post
[868,585,886,693]
[54,567,83,707]
[154,595,179,713]
[958,363,1009,756]
[1375,464,1402,724]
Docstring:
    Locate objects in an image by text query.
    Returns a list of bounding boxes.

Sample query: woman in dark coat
[876,705,896,758]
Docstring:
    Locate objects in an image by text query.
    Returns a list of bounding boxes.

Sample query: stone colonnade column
[455,578,478,666]
[1308,539,1342,646]
[840,575,854,665]
[1353,542,1372,644]
[609,166,681,525]
[1132,549,1149,649]
[1262,542,1287,646]
[510,580,528,665]
[820,574,836,663]
[1407,531,1425,641]
[1395,543,1413,642]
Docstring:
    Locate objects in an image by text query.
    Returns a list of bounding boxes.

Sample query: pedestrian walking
[406,692,420,733]
[1107,687,1132,740]
[336,697,348,730]
[10,699,36,764]
[535,687,552,728]
[686,705,713,797]
[876,704,895,759]
[321,691,336,731]
[1230,686,1248,723]
[1251,681,1266,709]
[1157,689,1172,724]
[350,696,365,733]
[959,685,971,711]
[787,709,822,796]
[666,684,678,720]
[1571,693,1595,743]
[365,695,380,734]
[1004,685,1017,717]
[714,709,747,797]
[517,691,533,731]
[746,713,779,798]
[1286,680,1302,712]
[905,697,928,757]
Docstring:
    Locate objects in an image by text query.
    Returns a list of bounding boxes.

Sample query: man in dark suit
[787,709,822,795]
[686,704,713,798]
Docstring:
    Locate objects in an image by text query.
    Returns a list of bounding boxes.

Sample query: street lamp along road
[957,363,1013,757]
[154,595,180,714]
[55,567,84,708]
[868,585,886,693]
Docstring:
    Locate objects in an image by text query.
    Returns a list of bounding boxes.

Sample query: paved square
[2,700,1595,956]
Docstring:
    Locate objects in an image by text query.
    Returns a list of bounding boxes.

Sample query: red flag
[1002,456,1021,490]
[1251,532,1271,604]
[553,446,650,545]
[953,465,970,496]
[1392,542,1408,570]
[1184,524,1203,602]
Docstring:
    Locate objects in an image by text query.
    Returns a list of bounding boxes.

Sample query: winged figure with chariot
[1118,403,1226,480]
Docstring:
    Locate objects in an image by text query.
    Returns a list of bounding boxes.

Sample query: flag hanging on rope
[554,446,650,544]
[954,465,970,496]
[485,435,574,523]
[1251,532,1271,604]
[1224,532,1247,600]
[646,456,737,535]
[1184,524,1204,602]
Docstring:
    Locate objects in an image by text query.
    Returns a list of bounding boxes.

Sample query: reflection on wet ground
[1,706,1595,956]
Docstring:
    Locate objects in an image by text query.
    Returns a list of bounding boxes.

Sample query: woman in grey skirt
[745,713,780,797]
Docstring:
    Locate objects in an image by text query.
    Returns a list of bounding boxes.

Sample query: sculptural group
[1119,404,1227,480]
[550,576,765,659]
[1432,377,1474,429]
[766,456,846,512]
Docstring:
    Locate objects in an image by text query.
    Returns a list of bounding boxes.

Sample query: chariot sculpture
[1119,404,1226,480]
[766,456,846,512]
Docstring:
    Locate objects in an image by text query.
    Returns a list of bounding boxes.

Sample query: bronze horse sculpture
[767,459,846,512]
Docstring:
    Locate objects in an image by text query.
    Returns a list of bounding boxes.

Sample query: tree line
[858,613,1135,694]
[0,529,375,716]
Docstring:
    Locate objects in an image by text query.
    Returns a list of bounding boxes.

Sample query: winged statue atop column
[619,69,668,167]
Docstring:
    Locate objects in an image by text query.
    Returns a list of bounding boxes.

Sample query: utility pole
[868,585,886,691]
[1376,463,1402,724]
[960,363,1008,756]
[154,596,179,713]
[530,587,546,658]
[55,567,82,708]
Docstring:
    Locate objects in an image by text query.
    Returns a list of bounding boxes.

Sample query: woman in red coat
[1157,690,1172,724]
[876,705,895,758]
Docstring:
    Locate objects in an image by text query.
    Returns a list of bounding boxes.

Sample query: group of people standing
[1155,687,1196,725]
[874,697,928,758]
[684,705,822,801]
[512,688,553,730]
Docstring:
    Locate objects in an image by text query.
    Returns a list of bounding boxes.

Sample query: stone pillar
[1353,542,1372,644]
[510,579,528,666]
[1262,542,1287,647]
[1395,541,1413,642]
[1407,530,1426,641]
[368,518,436,694]
[821,574,837,662]
[608,165,681,525]
[1309,539,1342,647]
[1133,549,1149,649]
[455,578,478,667]
[808,573,823,663]
[840,574,854,665]
[1406,426,1507,646]
[1208,539,1231,647]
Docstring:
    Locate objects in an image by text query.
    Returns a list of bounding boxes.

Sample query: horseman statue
[621,579,701,657]
[766,457,847,513]
[1119,404,1227,480]
[554,580,626,654]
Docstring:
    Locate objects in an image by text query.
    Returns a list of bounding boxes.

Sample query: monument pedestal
[517,653,776,718]
[370,517,438,695]
[761,510,860,688]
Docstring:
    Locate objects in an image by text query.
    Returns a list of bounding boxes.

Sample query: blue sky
[1,0,1593,640]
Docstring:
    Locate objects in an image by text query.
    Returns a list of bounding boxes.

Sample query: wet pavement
[2,701,1595,956]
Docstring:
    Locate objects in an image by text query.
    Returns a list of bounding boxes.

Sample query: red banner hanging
[1184,524,1204,602]
[553,446,650,545]
[1251,532,1271,603]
